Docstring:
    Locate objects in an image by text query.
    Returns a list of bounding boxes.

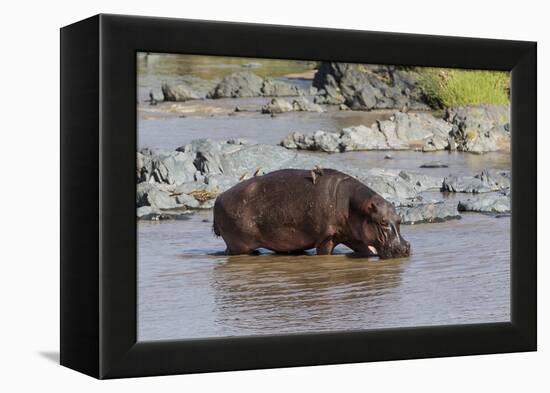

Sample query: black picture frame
[60,14,537,379]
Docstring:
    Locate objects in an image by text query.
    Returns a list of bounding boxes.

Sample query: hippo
[212,168,410,259]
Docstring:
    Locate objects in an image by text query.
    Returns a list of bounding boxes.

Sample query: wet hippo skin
[213,168,411,259]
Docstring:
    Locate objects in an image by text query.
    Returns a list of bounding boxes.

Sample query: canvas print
[137,53,511,341]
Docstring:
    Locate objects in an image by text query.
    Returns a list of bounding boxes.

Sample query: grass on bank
[415,68,510,108]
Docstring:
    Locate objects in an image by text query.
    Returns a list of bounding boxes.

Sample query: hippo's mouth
[367,245,378,256]
[367,243,411,259]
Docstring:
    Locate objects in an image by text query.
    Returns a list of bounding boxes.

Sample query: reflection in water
[137,212,510,341]
[211,255,405,334]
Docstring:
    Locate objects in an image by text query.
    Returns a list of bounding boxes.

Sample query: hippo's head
[349,194,411,259]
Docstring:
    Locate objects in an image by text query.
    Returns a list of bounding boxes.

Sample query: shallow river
[137,55,510,341]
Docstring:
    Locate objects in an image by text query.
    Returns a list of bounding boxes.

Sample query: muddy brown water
[137,55,510,341]
[138,212,510,340]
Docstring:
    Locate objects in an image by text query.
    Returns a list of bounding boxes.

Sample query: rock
[441,174,494,193]
[137,205,158,218]
[339,103,351,111]
[420,161,448,168]
[458,194,510,213]
[148,88,164,103]
[281,112,454,153]
[226,138,251,145]
[136,183,179,210]
[280,131,341,153]
[399,203,461,224]
[204,174,240,191]
[442,169,510,193]
[360,175,417,201]
[241,62,262,68]
[384,154,393,159]
[137,150,196,185]
[313,131,341,153]
[398,170,443,192]
[208,72,264,98]
[161,82,200,101]
[291,97,324,112]
[177,138,225,175]
[261,98,294,114]
[261,78,302,97]
[174,193,201,209]
[446,105,510,153]
[312,62,429,110]
[392,112,452,146]
[207,72,305,98]
[340,125,389,151]
[262,97,324,114]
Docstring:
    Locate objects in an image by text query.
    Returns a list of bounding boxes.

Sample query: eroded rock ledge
[136,138,510,222]
[280,107,510,154]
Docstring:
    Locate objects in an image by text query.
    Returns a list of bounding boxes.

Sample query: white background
[0,0,546,390]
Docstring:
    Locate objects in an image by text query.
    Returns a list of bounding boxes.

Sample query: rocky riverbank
[136,138,511,223]
[281,106,510,154]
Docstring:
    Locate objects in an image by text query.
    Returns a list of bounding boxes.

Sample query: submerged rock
[399,203,461,224]
[458,194,511,213]
[442,169,510,193]
[420,161,448,168]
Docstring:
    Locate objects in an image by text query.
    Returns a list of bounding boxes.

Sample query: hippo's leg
[316,239,335,255]
[225,241,257,255]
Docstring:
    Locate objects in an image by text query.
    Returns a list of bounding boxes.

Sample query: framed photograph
[60,14,536,379]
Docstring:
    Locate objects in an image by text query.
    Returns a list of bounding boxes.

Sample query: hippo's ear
[365,199,378,215]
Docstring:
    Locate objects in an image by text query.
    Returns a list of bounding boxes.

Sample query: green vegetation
[416,68,510,108]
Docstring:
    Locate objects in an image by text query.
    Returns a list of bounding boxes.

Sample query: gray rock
[292,97,324,112]
[446,105,510,153]
[280,131,341,153]
[161,82,200,101]
[137,151,196,185]
[136,183,179,210]
[137,205,158,218]
[398,170,443,192]
[442,169,510,193]
[261,98,294,114]
[392,112,452,146]
[312,62,429,110]
[399,203,461,224]
[207,72,264,98]
[207,72,305,99]
[177,139,225,175]
[280,112,453,153]
[148,88,164,102]
[360,175,417,201]
[340,125,389,151]
[420,161,448,168]
[458,194,510,213]
[312,131,341,153]
[204,174,240,192]
[261,78,302,97]
[441,174,494,193]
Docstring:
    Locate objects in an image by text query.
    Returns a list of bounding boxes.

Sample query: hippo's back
[213,168,351,241]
